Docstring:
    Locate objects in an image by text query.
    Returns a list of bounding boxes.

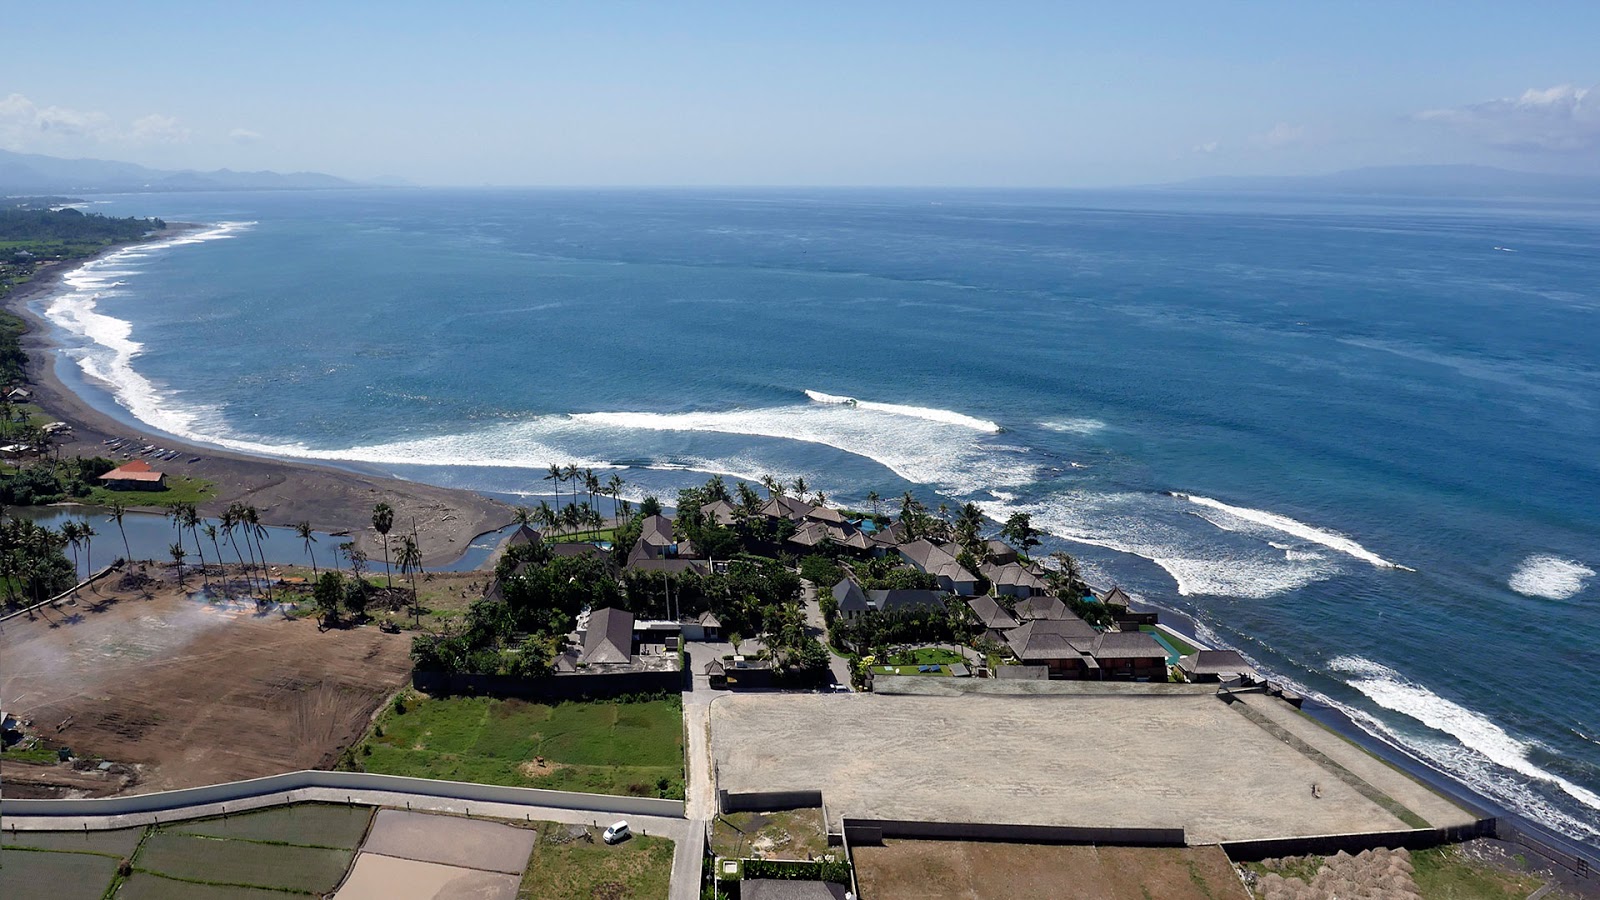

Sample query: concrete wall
[413,667,682,700]
[841,817,1185,847]
[1,769,685,821]
[719,789,824,814]
[1219,820,1496,862]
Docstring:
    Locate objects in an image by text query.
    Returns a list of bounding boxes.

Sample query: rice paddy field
[351,693,686,799]
[0,802,370,899]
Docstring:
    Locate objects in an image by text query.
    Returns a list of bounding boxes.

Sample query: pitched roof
[760,495,814,520]
[867,589,946,612]
[1180,649,1256,676]
[981,561,1049,592]
[805,505,847,525]
[507,524,542,547]
[984,539,1019,563]
[1012,594,1070,620]
[1102,586,1134,607]
[640,514,674,546]
[832,576,869,613]
[1091,631,1167,660]
[579,607,634,665]
[1004,616,1099,661]
[696,610,722,628]
[703,499,740,527]
[967,595,1019,630]
[898,540,977,586]
[99,459,164,482]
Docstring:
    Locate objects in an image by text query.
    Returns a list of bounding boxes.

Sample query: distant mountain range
[0,148,365,194]
[1158,165,1600,198]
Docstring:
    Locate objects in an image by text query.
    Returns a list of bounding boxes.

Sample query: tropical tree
[544,464,563,519]
[106,499,132,564]
[76,519,96,586]
[512,506,533,527]
[245,505,272,601]
[792,476,808,498]
[221,506,254,594]
[295,521,319,575]
[606,473,625,523]
[169,542,187,587]
[313,571,343,624]
[955,502,985,553]
[866,490,881,517]
[179,504,206,587]
[395,534,422,626]
[62,519,82,583]
[1000,512,1040,556]
[204,524,224,592]
[371,502,394,587]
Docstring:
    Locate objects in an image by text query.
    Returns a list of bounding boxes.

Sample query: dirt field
[854,841,1249,900]
[712,693,1413,843]
[0,586,411,794]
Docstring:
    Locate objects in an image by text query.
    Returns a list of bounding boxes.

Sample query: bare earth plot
[0,589,411,793]
[337,810,535,900]
[853,841,1250,900]
[712,693,1410,843]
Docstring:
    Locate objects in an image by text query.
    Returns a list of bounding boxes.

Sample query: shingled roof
[579,607,634,665]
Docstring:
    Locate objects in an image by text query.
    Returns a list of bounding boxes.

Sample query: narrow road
[800,578,854,688]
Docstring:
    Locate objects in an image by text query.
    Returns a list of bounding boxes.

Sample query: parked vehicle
[602,821,631,844]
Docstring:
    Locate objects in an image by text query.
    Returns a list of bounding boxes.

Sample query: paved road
[5,783,707,900]
[799,578,854,688]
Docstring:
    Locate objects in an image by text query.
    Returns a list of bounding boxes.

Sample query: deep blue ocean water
[40,188,1600,843]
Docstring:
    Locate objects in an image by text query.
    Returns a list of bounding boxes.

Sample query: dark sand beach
[5,236,513,566]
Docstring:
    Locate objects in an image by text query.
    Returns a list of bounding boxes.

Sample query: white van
[603,821,631,844]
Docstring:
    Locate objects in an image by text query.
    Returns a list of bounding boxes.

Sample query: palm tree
[204,524,224,592]
[77,520,96,586]
[536,500,557,535]
[513,506,533,527]
[221,507,252,594]
[867,490,881,517]
[583,468,600,516]
[246,506,272,601]
[106,499,132,564]
[61,519,82,582]
[179,504,206,587]
[295,521,319,575]
[371,502,394,587]
[395,534,422,627]
[169,542,187,587]
[792,476,808,498]
[544,464,563,519]
[760,474,782,500]
[606,473,625,524]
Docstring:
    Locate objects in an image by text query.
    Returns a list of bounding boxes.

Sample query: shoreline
[3,227,514,566]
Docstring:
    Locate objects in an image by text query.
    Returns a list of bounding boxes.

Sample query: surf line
[1168,491,1415,572]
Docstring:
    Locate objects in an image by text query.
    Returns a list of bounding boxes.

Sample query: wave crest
[1172,492,1411,571]
[804,388,1001,433]
[1509,555,1594,600]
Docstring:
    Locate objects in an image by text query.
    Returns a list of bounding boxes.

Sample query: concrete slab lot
[712,693,1413,843]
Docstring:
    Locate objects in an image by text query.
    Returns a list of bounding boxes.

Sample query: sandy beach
[4,233,513,566]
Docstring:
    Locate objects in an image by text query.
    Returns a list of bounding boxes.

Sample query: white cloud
[1417,83,1600,152]
[130,113,191,144]
[1192,140,1219,154]
[229,127,263,143]
[1251,122,1307,149]
[0,92,189,149]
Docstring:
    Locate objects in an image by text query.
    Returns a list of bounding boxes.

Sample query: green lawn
[1411,844,1548,899]
[873,647,964,676]
[519,824,675,900]
[353,693,685,799]
[1141,625,1199,656]
[83,475,215,509]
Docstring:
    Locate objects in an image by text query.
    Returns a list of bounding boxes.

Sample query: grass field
[115,872,304,900]
[1411,844,1548,898]
[1,826,144,856]
[0,847,122,900]
[519,825,676,900]
[712,808,830,861]
[353,693,685,799]
[872,647,963,676]
[136,831,354,893]
[84,474,215,509]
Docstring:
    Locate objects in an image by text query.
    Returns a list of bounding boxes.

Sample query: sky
[3,1,1599,187]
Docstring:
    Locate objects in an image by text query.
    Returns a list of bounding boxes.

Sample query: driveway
[799,578,854,689]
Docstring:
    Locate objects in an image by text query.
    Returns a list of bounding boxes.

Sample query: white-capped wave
[1509,555,1594,600]
[43,222,255,441]
[977,492,1342,599]
[1330,656,1600,825]
[575,402,1030,495]
[803,388,1001,433]
[1039,417,1108,435]
[1171,492,1412,572]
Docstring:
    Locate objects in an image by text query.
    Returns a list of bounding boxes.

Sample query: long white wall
[1,769,685,821]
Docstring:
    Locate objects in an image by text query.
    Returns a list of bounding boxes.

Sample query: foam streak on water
[1328,655,1600,838]
[803,388,1002,432]
[1172,492,1412,571]
[1509,554,1595,600]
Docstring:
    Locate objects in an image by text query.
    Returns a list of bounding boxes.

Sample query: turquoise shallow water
[39,187,1600,844]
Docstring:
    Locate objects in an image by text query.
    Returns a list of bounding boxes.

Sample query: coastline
[3,228,514,566]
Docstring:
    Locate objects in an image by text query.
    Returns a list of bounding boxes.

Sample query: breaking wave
[1171,492,1412,571]
[1329,656,1600,838]
[1509,555,1594,600]
[802,388,1002,433]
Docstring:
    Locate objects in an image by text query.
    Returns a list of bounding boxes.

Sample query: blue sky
[4,1,1598,186]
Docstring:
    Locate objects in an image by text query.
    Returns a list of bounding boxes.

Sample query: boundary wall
[0,769,684,826]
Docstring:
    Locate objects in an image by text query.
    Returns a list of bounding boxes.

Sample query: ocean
[37,187,1600,846]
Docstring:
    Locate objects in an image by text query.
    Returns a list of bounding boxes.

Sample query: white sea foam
[1171,492,1412,571]
[802,388,1001,433]
[43,222,255,441]
[575,400,1030,495]
[1330,656,1600,822]
[1038,417,1108,435]
[1509,555,1595,600]
[977,492,1342,599]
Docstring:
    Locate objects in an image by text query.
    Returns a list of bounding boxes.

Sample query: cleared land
[338,853,521,900]
[854,841,1249,900]
[362,809,537,874]
[354,693,685,799]
[0,587,412,794]
[712,808,831,861]
[713,693,1415,842]
[519,824,677,900]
